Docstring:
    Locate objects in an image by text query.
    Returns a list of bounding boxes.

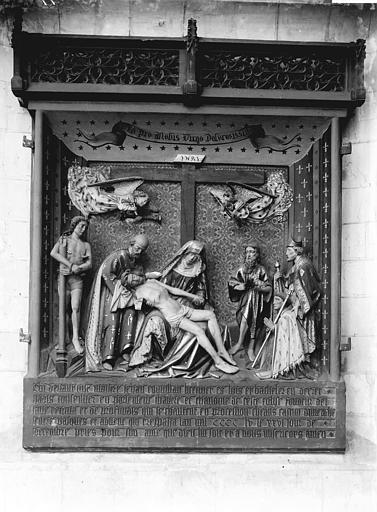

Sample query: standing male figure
[228,244,272,362]
[85,234,160,371]
[51,216,92,355]
[276,238,323,367]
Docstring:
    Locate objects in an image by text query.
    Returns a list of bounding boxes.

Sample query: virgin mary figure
[129,240,225,377]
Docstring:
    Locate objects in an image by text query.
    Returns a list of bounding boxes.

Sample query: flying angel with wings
[210,171,293,225]
[68,165,161,224]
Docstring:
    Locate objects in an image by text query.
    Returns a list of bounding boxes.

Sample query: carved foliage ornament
[31,48,180,86]
[200,52,346,91]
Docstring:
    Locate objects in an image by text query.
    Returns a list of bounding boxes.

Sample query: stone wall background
[0,2,376,511]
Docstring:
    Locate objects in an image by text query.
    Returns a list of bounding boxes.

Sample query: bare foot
[72,338,84,355]
[255,370,272,380]
[219,351,237,366]
[103,362,113,371]
[119,354,130,367]
[229,344,243,355]
[215,359,239,374]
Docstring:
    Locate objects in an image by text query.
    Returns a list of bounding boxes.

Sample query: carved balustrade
[12,30,365,109]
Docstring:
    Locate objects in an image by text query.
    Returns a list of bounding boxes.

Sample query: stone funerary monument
[13,18,365,452]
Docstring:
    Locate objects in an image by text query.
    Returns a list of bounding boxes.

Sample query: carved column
[28,110,43,377]
[182,18,202,104]
[330,117,341,381]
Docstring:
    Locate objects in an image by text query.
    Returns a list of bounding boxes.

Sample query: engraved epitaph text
[24,378,345,451]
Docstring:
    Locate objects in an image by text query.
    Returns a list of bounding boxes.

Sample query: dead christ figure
[134,280,239,375]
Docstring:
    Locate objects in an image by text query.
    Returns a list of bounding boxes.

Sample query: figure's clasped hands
[263,317,275,331]
[254,279,269,293]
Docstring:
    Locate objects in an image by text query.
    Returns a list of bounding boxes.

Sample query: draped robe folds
[228,264,271,341]
[85,249,144,372]
[163,270,207,307]
[129,241,219,378]
[288,255,322,354]
[256,308,307,379]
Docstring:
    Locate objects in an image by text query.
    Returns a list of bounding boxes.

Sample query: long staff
[251,289,293,369]
[58,237,67,354]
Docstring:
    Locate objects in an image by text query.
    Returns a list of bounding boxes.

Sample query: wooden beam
[201,88,351,102]
[181,166,196,244]
[28,101,348,118]
[99,166,266,184]
[330,118,341,381]
[28,110,43,377]
[27,83,182,96]
[21,31,358,51]
[288,164,295,247]
[100,166,268,182]
[22,32,186,48]
[191,168,265,184]
[312,141,320,270]
[23,85,354,110]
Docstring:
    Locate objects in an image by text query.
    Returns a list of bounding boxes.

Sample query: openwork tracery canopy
[11,18,366,110]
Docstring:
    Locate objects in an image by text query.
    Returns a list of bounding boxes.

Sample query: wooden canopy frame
[11,18,365,110]
[12,19,365,383]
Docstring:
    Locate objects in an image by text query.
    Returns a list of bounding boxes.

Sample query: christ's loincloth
[164,304,193,329]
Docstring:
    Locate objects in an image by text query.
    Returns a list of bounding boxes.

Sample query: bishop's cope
[258,238,323,380]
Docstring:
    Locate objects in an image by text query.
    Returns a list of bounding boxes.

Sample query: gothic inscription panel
[24,378,345,451]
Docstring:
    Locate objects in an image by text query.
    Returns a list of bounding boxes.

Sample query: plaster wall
[0,2,376,511]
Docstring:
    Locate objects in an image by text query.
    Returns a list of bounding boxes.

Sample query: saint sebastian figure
[228,245,272,362]
[84,234,160,372]
[50,216,92,355]
[134,279,238,375]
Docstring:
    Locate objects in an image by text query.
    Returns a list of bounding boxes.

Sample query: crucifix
[101,163,265,245]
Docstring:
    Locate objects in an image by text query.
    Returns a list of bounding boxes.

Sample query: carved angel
[210,171,293,225]
[68,165,161,224]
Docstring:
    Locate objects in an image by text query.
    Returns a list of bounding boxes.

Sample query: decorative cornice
[11,27,366,110]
